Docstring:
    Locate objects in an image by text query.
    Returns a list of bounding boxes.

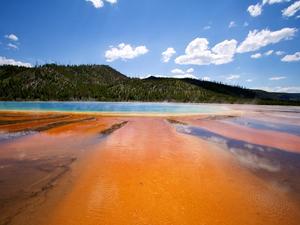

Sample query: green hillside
[0,64,299,105]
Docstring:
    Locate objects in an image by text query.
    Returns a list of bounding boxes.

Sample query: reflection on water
[173,122,300,198]
[224,117,300,136]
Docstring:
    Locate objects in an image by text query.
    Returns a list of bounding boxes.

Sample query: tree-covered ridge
[0,64,299,105]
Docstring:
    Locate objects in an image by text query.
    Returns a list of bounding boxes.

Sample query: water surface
[0,101,226,114]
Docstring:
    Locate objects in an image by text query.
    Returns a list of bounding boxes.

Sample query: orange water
[1,112,299,225]
[48,118,300,225]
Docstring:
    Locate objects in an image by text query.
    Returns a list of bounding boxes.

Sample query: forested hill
[0,64,299,105]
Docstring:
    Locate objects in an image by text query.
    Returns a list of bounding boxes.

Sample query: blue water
[0,102,226,114]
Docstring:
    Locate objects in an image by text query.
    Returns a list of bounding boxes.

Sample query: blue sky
[0,0,300,92]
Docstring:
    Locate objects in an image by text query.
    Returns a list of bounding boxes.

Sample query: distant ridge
[0,64,299,105]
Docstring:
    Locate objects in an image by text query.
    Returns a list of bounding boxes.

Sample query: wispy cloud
[226,75,240,80]
[228,21,236,28]
[282,1,300,17]
[258,86,300,93]
[236,28,297,53]
[269,76,286,80]
[7,43,18,49]
[248,0,290,17]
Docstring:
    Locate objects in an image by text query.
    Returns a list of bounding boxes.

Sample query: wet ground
[0,105,300,225]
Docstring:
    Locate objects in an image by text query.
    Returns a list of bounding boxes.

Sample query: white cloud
[203,25,211,30]
[171,68,184,74]
[258,86,300,93]
[248,3,263,17]
[264,50,274,56]
[170,68,196,79]
[86,0,104,8]
[282,1,300,17]
[251,53,262,59]
[5,34,18,42]
[251,50,274,59]
[275,50,285,55]
[269,76,286,80]
[228,21,236,28]
[236,28,297,53]
[0,56,32,67]
[263,0,290,5]
[281,52,300,62]
[226,75,240,80]
[7,43,18,49]
[244,22,249,27]
[105,43,148,62]
[246,79,253,82]
[175,38,237,66]
[105,0,117,3]
[161,47,176,63]
[86,0,116,8]
[186,68,194,73]
[248,0,290,17]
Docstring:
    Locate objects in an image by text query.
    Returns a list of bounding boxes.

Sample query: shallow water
[0,105,300,225]
[0,101,226,114]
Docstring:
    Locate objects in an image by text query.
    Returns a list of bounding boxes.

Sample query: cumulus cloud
[236,28,297,53]
[0,56,32,67]
[161,47,176,63]
[282,1,300,17]
[269,76,286,80]
[228,21,236,28]
[86,0,116,8]
[251,53,262,59]
[175,38,237,66]
[248,3,263,17]
[105,43,148,62]
[5,34,18,42]
[281,52,300,62]
[203,25,211,30]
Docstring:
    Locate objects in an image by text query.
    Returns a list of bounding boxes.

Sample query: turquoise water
[0,102,226,114]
